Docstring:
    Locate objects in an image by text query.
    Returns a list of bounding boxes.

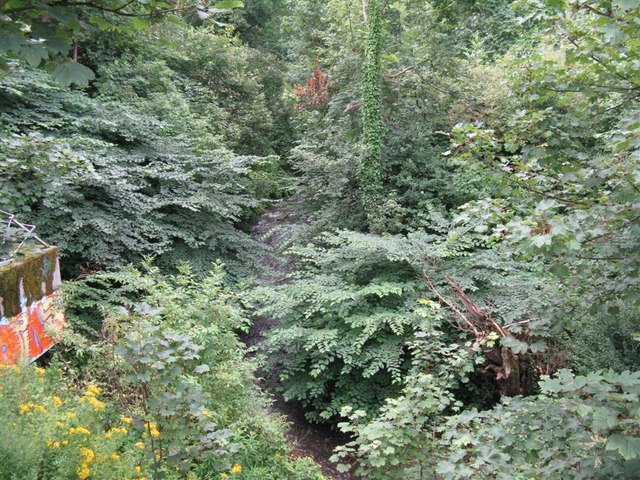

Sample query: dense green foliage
[0,261,325,479]
[1,0,639,478]
[253,0,640,478]
[252,225,553,420]
[252,231,424,421]
[0,0,244,85]
[1,66,258,276]
[0,18,290,277]
[436,369,640,479]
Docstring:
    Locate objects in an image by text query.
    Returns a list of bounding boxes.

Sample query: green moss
[42,248,58,293]
[0,266,20,318]
[0,247,59,318]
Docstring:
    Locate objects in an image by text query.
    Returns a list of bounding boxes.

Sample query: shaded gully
[243,202,354,480]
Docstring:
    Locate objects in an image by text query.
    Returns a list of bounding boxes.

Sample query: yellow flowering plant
[0,364,151,480]
[55,262,330,480]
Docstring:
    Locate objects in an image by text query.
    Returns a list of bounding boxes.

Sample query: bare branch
[422,263,481,336]
[445,276,508,338]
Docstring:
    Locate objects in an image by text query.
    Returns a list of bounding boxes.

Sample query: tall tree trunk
[361,0,384,232]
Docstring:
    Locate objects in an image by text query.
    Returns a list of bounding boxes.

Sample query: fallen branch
[422,266,532,396]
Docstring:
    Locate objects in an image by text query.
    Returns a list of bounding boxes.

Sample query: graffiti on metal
[0,245,66,365]
[0,292,65,364]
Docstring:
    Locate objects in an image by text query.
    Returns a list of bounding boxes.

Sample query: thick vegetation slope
[1,1,639,479]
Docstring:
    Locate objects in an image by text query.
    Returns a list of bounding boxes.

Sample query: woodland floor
[245,202,354,480]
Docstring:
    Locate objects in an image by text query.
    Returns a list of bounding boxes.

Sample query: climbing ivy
[361,0,385,231]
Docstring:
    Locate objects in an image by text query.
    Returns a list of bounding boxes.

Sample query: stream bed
[245,203,354,480]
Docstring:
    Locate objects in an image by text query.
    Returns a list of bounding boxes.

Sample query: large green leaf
[214,1,244,9]
[51,60,95,87]
[20,44,48,67]
[606,434,640,460]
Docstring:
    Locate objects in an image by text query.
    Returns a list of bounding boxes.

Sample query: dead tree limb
[423,265,529,396]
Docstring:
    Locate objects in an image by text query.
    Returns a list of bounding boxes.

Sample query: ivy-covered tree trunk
[361,0,384,232]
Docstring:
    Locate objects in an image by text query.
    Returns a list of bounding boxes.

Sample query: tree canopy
[1,1,638,479]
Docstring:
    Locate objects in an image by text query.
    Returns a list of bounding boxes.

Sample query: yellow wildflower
[62,440,69,446]
[69,427,91,435]
[52,396,63,407]
[120,415,133,425]
[220,474,228,479]
[85,396,106,412]
[80,447,95,463]
[35,367,46,375]
[57,368,63,374]
[55,421,65,428]
[201,409,211,417]
[105,427,127,438]
[20,402,45,413]
[77,464,90,480]
[230,464,242,475]
[111,453,121,460]
[135,442,145,450]
[146,422,160,438]
[135,466,142,475]
[66,412,77,419]
[46,440,53,447]
[84,384,102,397]
[53,442,61,448]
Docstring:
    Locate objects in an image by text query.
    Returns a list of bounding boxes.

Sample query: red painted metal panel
[0,292,65,364]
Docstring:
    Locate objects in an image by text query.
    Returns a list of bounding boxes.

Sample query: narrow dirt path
[245,201,353,480]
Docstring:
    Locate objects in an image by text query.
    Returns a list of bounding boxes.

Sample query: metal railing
[0,210,49,267]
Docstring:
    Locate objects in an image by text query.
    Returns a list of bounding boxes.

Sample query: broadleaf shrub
[56,260,327,479]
